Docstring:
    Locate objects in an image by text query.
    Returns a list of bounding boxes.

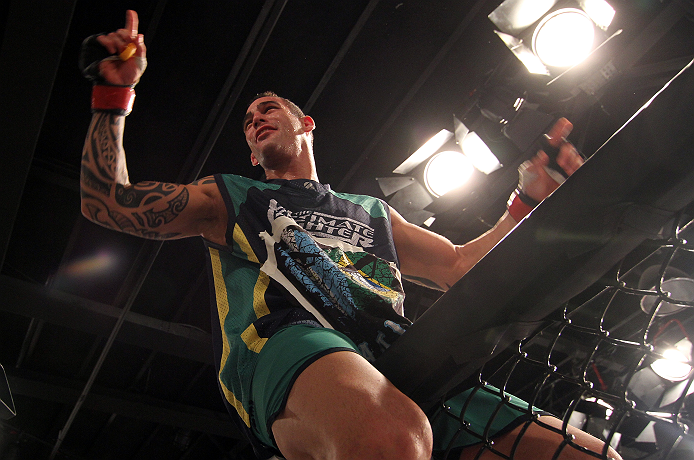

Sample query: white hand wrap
[518,160,565,196]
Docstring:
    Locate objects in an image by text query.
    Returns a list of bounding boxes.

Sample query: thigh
[251,325,358,450]
[457,415,621,460]
[272,350,433,460]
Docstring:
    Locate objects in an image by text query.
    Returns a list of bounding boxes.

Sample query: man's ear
[250,153,259,166]
[302,115,315,133]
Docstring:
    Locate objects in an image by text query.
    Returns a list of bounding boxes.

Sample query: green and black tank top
[204,174,410,456]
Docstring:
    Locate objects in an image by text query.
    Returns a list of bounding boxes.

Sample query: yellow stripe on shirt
[241,323,267,353]
[253,270,271,318]
[234,223,259,263]
[208,247,251,427]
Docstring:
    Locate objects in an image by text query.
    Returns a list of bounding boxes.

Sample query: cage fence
[437,208,694,459]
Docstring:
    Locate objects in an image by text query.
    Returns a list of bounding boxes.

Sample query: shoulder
[185,176,227,244]
[215,174,283,199]
[188,175,222,200]
[328,190,390,220]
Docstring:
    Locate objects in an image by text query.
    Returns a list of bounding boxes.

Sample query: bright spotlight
[423,151,474,198]
[532,8,595,68]
[651,339,693,382]
[393,129,453,175]
[489,0,615,76]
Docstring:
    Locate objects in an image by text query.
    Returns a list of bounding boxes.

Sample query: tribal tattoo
[80,112,192,240]
[190,177,216,186]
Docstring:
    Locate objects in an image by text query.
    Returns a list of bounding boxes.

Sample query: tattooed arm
[79,11,226,243]
[80,112,227,243]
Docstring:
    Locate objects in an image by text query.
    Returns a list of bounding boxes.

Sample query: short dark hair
[245,92,313,145]
[247,91,306,120]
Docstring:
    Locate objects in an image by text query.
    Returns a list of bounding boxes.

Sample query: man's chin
[257,150,292,171]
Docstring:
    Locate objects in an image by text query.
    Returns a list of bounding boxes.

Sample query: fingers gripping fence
[375,60,694,460]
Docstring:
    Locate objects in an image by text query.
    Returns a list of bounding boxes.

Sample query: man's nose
[252,111,266,128]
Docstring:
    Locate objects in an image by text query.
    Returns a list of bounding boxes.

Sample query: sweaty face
[243,97,305,170]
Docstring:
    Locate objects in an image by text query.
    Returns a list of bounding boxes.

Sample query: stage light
[382,118,500,224]
[393,129,453,175]
[532,8,595,68]
[461,132,502,174]
[639,266,694,317]
[454,116,502,174]
[651,350,691,382]
[423,151,475,198]
[651,339,693,382]
[489,0,615,76]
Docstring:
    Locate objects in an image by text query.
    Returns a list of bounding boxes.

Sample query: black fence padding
[375,59,694,421]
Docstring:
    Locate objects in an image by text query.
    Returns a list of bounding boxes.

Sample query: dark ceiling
[1,0,694,459]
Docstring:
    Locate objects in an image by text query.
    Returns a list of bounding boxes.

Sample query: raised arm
[79,11,227,244]
[393,118,582,291]
[391,207,516,291]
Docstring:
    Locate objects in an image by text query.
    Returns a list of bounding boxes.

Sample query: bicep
[81,176,225,241]
[390,207,518,292]
[390,208,461,291]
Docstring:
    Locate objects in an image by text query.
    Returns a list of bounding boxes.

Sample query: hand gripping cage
[375,59,694,460]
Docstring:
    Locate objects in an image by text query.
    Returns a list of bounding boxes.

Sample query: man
[80,10,619,460]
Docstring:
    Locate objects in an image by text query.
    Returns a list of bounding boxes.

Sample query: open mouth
[256,125,275,142]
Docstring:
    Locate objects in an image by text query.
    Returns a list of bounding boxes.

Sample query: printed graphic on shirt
[260,206,408,360]
[267,199,376,248]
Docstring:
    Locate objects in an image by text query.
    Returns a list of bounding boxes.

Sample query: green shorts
[250,325,358,448]
[250,325,532,455]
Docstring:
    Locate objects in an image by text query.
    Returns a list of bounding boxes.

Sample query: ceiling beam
[6,369,240,439]
[179,0,289,182]
[0,275,212,364]
[0,0,78,270]
[304,0,381,112]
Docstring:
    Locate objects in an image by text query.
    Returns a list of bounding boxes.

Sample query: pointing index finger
[545,117,573,147]
[125,10,139,40]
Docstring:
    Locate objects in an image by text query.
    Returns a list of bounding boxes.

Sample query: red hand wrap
[91,85,135,116]
[507,192,535,222]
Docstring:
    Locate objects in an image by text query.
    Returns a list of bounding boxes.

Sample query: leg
[272,350,433,460]
[457,415,622,460]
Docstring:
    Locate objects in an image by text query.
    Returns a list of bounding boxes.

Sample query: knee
[350,398,433,460]
[539,416,623,460]
[462,415,622,460]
